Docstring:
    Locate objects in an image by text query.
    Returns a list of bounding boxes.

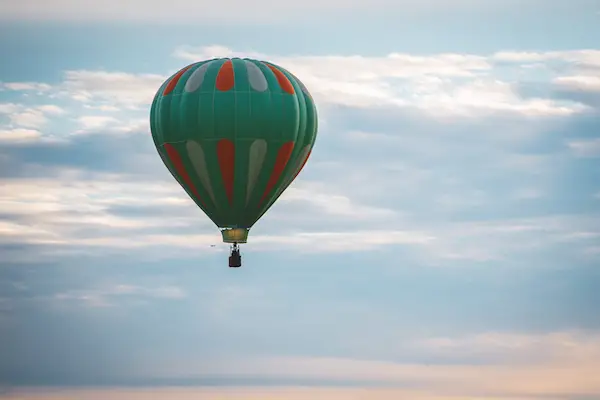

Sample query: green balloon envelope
[150,58,318,243]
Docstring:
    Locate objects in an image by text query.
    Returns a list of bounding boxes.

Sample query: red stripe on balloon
[216,60,235,91]
[163,143,206,206]
[163,65,193,95]
[259,142,295,206]
[264,63,295,94]
[217,139,235,205]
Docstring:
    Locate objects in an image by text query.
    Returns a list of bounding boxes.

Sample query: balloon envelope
[149,58,318,243]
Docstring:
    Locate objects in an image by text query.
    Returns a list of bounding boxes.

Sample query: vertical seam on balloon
[261,145,311,215]
[163,143,206,207]
[157,76,174,145]
[233,59,238,221]
[163,64,193,95]
[289,147,312,185]
[211,59,221,140]
[262,62,295,94]
[259,141,295,206]
[194,62,205,163]
[185,140,218,208]
[246,60,253,213]
[260,62,280,144]
[246,139,267,205]
[281,66,302,164]
[217,138,235,206]
[280,145,309,190]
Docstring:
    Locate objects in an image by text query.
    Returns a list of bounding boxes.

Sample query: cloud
[1,82,52,92]
[9,109,49,129]
[280,185,396,220]
[492,49,600,68]
[53,284,187,307]
[4,46,590,122]
[251,230,435,252]
[0,129,42,144]
[7,320,597,398]
[0,103,66,130]
[1,44,599,263]
[63,330,596,398]
[173,46,590,117]
[175,46,588,117]
[414,330,600,363]
[0,103,21,114]
[0,172,203,242]
[1,12,600,399]
[567,138,600,157]
[0,0,542,23]
[494,50,600,98]
[0,168,432,256]
[207,354,600,394]
[75,116,149,135]
[1,167,598,263]
[36,105,65,115]
[77,115,121,131]
[554,75,600,92]
[408,215,600,263]
[60,70,165,109]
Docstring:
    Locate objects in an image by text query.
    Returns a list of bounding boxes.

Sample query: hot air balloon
[150,58,318,268]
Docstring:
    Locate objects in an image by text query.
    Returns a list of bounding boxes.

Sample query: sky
[1,0,600,399]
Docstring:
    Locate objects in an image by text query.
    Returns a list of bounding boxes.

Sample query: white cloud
[280,185,396,220]
[77,115,120,130]
[109,331,600,398]
[54,284,187,307]
[492,49,600,69]
[554,75,600,92]
[83,104,120,112]
[410,215,600,263]
[10,109,49,128]
[0,170,432,255]
[1,81,52,92]
[408,79,587,116]
[76,115,149,134]
[0,103,66,129]
[61,70,165,109]
[415,331,600,362]
[0,0,535,23]
[174,45,492,78]
[0,128,42,143]
[2,46,593,121]
[1,45,599,262]
[0,173,204,250]
[0,102,21,114]
[173,46,589,117]
[495,50,600,95]
[113,118,149,133]
[1,166,598,262]
[252,230,435,252]
[567,138,600,157]
[37,104,65,115]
